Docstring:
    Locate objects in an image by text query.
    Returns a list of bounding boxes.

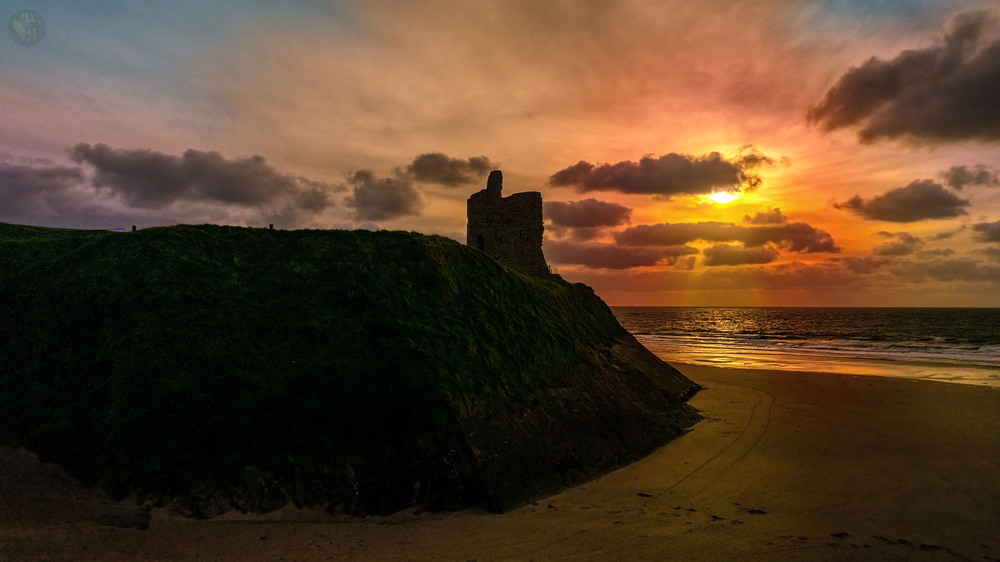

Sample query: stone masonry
[467,170,549,277]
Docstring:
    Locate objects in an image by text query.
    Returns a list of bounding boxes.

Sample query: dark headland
[0,221,699,518]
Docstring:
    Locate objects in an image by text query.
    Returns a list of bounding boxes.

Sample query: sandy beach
[3,364,998,561]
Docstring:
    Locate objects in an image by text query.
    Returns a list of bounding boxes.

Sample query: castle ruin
[467,170,550,277]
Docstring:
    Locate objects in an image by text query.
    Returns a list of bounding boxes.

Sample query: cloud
[972,220,1000,242]
[552,227,605,241]
[342,170,424,221]
[399,153,496,186]
[871,231,924,256]
[742,223,841,252]
[579,260,872,294]
[807,8,1000,143]
[975,247,1000,262]
[915,248,956,259]
[943,164,1000,189]
[548,146,774,198]
[832,256,888,275]
[702,244,779,266]
[1,152,345,229]
[743,207,787,225]
[545,240,697,270]
[836,248,1000,284]
[545,198,631,228]
[930,225,966,240]
[833,179,970,222]
[888,257,1000,283]
[70,143,336,211]
[0,163,86,220]
[570,247,1000,303]
[615,221,840,253]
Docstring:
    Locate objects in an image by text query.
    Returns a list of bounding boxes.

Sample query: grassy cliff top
[0,223,637,510]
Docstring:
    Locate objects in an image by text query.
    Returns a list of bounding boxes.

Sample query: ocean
[611,307,1000,388]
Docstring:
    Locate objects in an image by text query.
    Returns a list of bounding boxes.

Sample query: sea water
[612,307,1000,388]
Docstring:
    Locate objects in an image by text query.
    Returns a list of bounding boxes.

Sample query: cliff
[0,223,699,517]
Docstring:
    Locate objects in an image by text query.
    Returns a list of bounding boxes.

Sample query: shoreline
[3,363,999,560]
[673,356,1000,388]
[639,340,1000,389]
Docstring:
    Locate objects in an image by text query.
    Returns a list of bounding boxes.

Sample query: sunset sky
[3,0,1000,306]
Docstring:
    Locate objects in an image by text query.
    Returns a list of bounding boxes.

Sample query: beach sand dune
[2,365,998,561]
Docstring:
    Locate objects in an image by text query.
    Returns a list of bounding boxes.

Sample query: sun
[709,191,738,204]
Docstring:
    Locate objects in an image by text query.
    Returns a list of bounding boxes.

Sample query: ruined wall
[467,170,550,277]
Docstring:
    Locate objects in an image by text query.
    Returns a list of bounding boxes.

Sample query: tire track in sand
[519,382,780,559]
[651,382,775,504]
[516,382,776,560]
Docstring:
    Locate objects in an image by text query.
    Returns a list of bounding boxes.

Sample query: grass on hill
[0,223,626,507]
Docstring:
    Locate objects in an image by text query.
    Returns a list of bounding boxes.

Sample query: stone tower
[467,170,549,277]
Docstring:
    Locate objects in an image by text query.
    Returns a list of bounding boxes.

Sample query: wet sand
[3,364,999,561]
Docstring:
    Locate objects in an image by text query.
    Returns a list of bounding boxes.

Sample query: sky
[2,0,1000,307]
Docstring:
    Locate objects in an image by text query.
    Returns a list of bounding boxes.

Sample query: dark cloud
[0,163,85,220]
[743,207,787,225]
[570,250,1000,300]
[545,198,631,228]
[702,244,779,266]
[930,225,966,240]
[807,9,1000,143]
[566,261,872,297]
[292,179,336,212]
[871,231,924,256]
[734,147,779,172]
[399,152,496,186]
[545,240,697,270]
[553,227,605,241]
[548,161,594,188]
[831,256,887,275]
[835,248,999,284]
[833,179,970,222]
[548,146,774,198]
[888,257,1000,283]
[615,221,840,253]
[0,160,211,229]
[674,256,697,271]
[615,222,726,246]
[70,143,336,211]
[915,248,956,259]
[973,220,1000,242]
[943,164,1000,189]
[741,223,840,252]
[343,170,423,221]
[974,247,1000,262]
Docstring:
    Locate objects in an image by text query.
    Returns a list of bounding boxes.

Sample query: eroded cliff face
[0,223,698,517]
[191,334,699,517]
[453,335,700,512]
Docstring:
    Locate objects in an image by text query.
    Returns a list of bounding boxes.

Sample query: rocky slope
[0,223,699,517]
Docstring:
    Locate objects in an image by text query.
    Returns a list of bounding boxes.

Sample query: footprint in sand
[831,532,850,539]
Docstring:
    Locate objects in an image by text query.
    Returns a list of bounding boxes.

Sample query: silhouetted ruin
[467,170,549,277]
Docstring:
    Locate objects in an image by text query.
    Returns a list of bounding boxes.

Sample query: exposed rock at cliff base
[458,335,700,512]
